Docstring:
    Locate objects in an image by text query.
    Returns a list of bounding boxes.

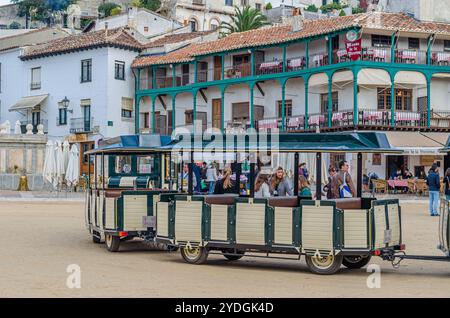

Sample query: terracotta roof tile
[143,31,214,49]
[21,27,142,60]
[132,12,450,68]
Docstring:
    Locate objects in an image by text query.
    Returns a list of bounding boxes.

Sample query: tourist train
[84,132,450,275]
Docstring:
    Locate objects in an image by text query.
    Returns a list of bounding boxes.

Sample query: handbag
[339,173,353,198]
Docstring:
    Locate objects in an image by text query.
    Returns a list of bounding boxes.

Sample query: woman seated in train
[298,175,312,198]
[254,173,271,198]
[270,167,293,197]
[213,167,235,194]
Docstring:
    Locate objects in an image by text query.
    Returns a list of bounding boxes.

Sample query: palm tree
[220,6,271,35]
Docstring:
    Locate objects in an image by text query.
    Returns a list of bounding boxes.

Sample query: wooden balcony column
[135,68,141,134]
[304,75,310,129]
[193,90,198,133]
[152,96,156,133]
[250,83,255,129]
[327,74,333,128]
[390,31,399,63]
[389,72,396,127]
[353,69,359,126]
[281,80,286,131]
[282,45,287,73]
[426,75,431,128]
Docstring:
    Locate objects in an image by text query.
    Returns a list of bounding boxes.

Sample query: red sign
[345,38,362,61]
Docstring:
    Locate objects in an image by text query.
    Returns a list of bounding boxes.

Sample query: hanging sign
[345,30,362,61]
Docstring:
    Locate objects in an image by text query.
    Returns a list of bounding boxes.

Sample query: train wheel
[222,249,245,261]
[180,246,208,264]
[105,234,121,252]
[92,231,101,244]
[305,254,343,275]
[342,255,372,269]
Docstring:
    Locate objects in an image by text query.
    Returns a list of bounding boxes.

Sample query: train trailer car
[85,134,179,252]
[154,132,406,274]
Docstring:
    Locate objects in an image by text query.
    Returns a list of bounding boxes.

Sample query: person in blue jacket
[426,163,441,216]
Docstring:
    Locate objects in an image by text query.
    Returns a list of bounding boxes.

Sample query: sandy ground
[0,200,449,298]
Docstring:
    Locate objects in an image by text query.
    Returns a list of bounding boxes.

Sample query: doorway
[386,155,407,179]
[79,141,95,176]
[212,98,222,130]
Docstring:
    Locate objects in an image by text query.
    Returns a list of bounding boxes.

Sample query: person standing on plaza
[205,163,218,194]
[331,160,356,198]
[426,163,441,216]
[444,168,450,201]
[180,163,197,192]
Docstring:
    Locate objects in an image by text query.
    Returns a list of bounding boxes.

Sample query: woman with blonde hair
[254,174,270,198]
[214,167,235,194]
[270,167,293,197]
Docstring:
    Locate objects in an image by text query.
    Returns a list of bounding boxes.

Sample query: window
[241,0,249,5]
[189,18,198,32]
[144,26,149,32]
[31,67,41,90]
[122,97,133,118]
[225,0,233,6]
[210,20,219,30]
[115,156,132,174]
[255,3,261,11]
[408,38,419,50]
[444,40,450,51]
[58,107,67,125]
[377,87,391,110]
[320,92,338,113]
[277,100,292,118]
[115,61,125,80]
[371,34,391,47]
[81,59,92,83]
[377,88,412,111]
[138,156,155,174]
[143,112,150,128]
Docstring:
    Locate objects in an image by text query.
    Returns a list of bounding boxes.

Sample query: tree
[11,0,76,26]
[304,4,318,12]
[98,2,121,18]
[352,6,365,14]
[140,0,161,11]
[220,6,270,36]
[339,9,346,16]
[9,21,22,29]
[110,7,122,16]
[265,2,272,10]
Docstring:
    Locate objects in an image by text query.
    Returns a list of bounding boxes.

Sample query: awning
[385,131,448,155]
[9,94,48,112]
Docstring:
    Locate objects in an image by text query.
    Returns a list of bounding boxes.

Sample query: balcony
[20,119,48,134]
[70,117,93,133]
[141,46,450,92]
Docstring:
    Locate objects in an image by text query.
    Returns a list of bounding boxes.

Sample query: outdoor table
[313,54,326,67]
[332,112,344,122]
[288,58,304,70]
[287,116,304,129]
[432,52,450,65]
[395,112,420,126]
[308,114,325,126]
[258,61,282,74]
[398,50,417,63]
[258,118,278,130]
[388,179,409,188]
[373,48,387,61]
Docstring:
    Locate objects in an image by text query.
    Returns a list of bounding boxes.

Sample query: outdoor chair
[373,179,387,193]
[407,179,416,194]
[415,180,429,196]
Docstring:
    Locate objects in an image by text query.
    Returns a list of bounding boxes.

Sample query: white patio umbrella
[42,140,56,188]
[65,144,80,187]
[62,140,70,172]
[55,141,65,187]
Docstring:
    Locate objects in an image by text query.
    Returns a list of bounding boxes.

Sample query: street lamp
[61,96,73,113]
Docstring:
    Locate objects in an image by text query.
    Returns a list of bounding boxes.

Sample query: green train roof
[88,132,401,155]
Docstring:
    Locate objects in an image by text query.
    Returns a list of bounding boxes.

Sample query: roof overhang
[9,94,48,112]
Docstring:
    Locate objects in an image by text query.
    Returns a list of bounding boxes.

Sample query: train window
[115,156,132,174]
[138,156,155,174]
